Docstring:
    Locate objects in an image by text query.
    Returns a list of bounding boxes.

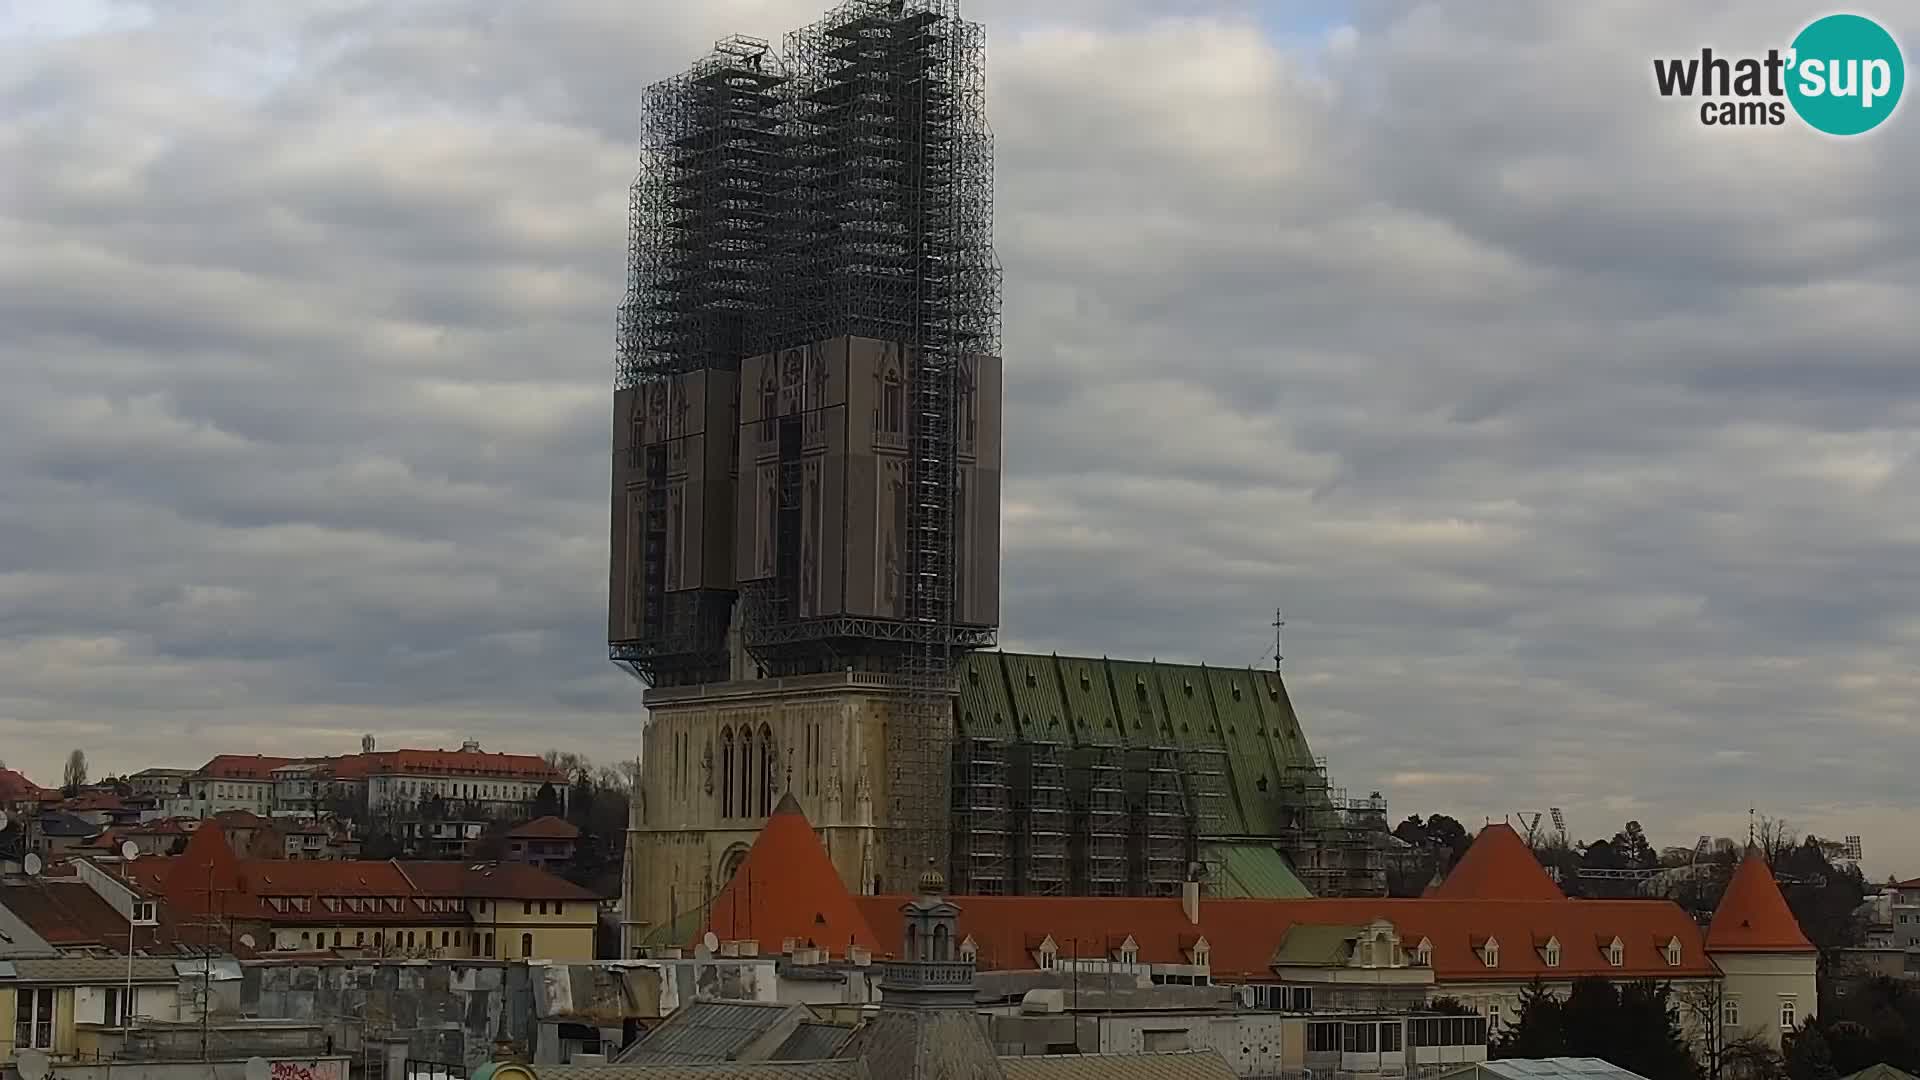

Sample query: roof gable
[1431,824,1564,901]
[698,794,879,955]
[1707,850,1815,953]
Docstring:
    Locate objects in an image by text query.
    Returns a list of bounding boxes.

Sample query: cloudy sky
[4,0,1917,870]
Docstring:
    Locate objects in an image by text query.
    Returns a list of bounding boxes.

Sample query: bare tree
[63,749,89,792]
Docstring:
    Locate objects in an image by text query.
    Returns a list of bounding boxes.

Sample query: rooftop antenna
[1272,607,1285,672]
[121,841,141,1030]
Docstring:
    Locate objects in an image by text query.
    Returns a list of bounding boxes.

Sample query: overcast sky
[3,1,1917,873]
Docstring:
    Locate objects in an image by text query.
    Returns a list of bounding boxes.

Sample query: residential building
[114,822,601,962]
[0,955,203,1065]
[177,755,293,817]
[0,770,51,816]
[33,813,101,857]
[127,769,192,800]
[177,744,565,823]
[509,817,580,873]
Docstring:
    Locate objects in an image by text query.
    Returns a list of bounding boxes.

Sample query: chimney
[1182,879,1200,926]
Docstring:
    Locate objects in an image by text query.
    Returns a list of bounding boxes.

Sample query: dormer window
[1192,942,1211,969]
[1413,938,1432,967]
[1482,939,1499,968]
[1544,940,1561,968]
[1666,940,1682,967]
[1607,939,1624,967]
[1116,936,1139,965]
[1037,939,1058,971]
[959,936,978,963]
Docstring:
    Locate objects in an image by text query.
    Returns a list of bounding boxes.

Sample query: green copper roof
[1204,842,1313,899]
[954,653,1323,844]
[1271,924,1364,967]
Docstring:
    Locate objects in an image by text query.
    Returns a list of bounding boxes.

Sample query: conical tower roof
[698,792,880,955]
[1430,823,1565,901]
[1707,849,1814,953]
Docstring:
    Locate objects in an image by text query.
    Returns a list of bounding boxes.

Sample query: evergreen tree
[532,781,561,819]
[1784,1024,1838,1080]
[1495,979,1698,1080]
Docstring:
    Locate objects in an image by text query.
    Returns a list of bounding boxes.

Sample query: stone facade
[625,671,939,950]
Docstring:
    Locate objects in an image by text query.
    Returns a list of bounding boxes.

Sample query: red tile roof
[329,749,562,782]
[697,793,880,955]
[146,821,597,925]
[197,755,298,780]
[1707,849,1814,953]
[508,816,580,841]
[0,768,48,802]
[1430,824,1565,902]
[850,893,1712,983]
[0,880,133,950]
[694,802,1713,985]
[213,809,274,829]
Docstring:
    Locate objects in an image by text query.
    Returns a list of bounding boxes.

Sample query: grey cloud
[4,0,1918,870]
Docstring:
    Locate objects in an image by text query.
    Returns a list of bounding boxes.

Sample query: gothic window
[720,728,735,818]
[738,727,755,819]
[759,724,776,816]
[934,924,951,961]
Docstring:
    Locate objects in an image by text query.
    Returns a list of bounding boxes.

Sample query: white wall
[1715,952,1817,1053]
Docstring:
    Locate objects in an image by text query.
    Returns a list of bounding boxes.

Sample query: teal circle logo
[1787,14,1905,135]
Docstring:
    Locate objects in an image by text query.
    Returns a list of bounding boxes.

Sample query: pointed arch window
[720,728,735,818]
[738,727,755,820]
[758,724,776,817]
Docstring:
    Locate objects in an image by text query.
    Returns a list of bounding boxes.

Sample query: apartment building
[113,821,599,962]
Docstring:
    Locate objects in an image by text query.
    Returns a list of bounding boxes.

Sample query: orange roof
[690,801,1710,985]
[1707,849,1814,953]
[328,749,562,782]
[149,820,596,924]
[197,755,298,780]
[851,893,1711,983]
[697,793,880,955]
[0,768,48,802]
[1430,824,1565,902]
[508,816,580,841]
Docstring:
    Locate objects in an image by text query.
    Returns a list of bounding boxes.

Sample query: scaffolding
[1071,746,1127,896]
[1277,758,1389,897]
[949,737,1011,895]
[1016,741,1070,895]
[1139,747,1188,896]
[621,35,788,385]
[616,0,1000,887]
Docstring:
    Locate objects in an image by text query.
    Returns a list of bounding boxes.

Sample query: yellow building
[113,823,604,964]
[0,957,189,1066]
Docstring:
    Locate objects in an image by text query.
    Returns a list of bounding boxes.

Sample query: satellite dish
[23,853,43,877]
[239,933,257,950]
[17,1049,49,1080]
[702,931,719,954]
[244,1057,269,1080]
[120,840,141,861]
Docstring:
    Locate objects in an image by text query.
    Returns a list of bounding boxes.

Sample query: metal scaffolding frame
[1277,757,1389,898]
[1139,746,1188,896]
[1016,740,1070,895]
[1073,745,1127,896]
[950,737,1011,895]
[616,0,999,890]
